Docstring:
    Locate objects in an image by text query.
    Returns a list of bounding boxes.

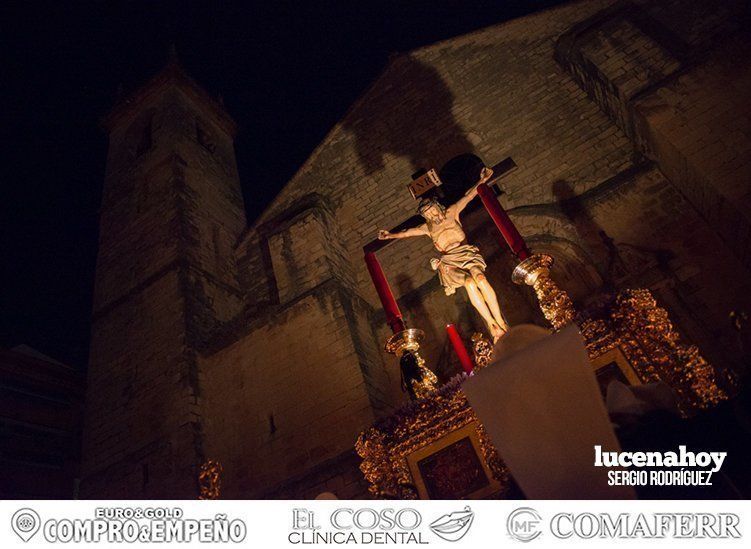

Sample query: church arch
[512,212,604,304]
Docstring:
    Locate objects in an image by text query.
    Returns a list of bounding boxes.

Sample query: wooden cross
[364,157,517,254]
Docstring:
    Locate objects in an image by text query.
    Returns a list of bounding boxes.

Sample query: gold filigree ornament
[198,459,223,500]
[512,253,576,330]
[578,289,732,412]
[385,328,439,398]
[471,332,494,370]
[355,376,509,499]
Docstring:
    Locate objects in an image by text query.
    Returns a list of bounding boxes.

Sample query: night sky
[1,1,565,368]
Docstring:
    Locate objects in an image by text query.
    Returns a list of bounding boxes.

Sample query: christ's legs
[471,270,509,333]
[465,279,503,341]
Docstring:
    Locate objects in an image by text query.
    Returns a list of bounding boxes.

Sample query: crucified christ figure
[378,167,509,341]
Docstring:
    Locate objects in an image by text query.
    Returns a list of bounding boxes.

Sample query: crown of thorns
[417,197,445,214]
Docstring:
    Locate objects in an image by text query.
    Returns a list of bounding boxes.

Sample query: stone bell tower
[81,57,246,498]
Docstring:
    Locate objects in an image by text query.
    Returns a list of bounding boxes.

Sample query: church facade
[81,0,751,498]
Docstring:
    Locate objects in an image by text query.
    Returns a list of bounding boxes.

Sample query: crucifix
[363,156,544,398]
[379,166,509,340]
[364,156,576,398]
[371,158,527,343]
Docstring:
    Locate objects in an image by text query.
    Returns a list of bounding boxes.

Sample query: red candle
[446,323,474,374]
[477,183,531,260]
[364,252,406,333]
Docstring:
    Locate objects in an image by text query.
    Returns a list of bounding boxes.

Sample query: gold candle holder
[512,253,576,330]
[385,328,438,399]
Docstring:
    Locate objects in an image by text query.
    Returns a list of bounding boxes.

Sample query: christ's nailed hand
[378,230,391,240]
[479,166,493,182]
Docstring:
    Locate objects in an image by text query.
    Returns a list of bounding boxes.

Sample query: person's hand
[479,166,494,183]
[377,230,391,240]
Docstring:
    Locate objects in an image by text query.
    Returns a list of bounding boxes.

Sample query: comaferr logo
[507,507,542,542]
[550,512,741,539]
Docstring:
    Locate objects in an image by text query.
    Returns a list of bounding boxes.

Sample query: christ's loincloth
[430,244,487,296]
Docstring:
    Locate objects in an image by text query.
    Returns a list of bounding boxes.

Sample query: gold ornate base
[512,253,576,330]
[581,289,730,411]
[355,377,508,499]
[385,328,425,355]
[198,459,222,500]
[385,328,438,399]
[471,332,494,370]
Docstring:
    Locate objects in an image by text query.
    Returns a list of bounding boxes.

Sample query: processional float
[356,157,731,499]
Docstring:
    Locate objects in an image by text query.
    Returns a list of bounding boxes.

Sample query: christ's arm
[378,225,429,240]
[452,166,494,215]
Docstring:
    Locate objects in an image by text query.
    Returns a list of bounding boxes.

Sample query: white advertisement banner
[1,500,748,549]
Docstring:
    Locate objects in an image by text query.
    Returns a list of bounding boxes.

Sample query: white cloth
[462,324,636,499]
[606,380,680,420]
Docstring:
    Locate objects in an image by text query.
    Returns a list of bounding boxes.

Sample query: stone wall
[82,67,248,498]
[555,0,751,364]
[633,36,751,271]
[200,283,385,498]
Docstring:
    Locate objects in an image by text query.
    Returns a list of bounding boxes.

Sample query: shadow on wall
[394,272,477,382]
[552,179,624,293]
[343,54,475,176]
[552,179,680,297]
[394,274,440,347]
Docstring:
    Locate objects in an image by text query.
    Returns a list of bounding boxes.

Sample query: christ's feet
[489,322,507,342]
